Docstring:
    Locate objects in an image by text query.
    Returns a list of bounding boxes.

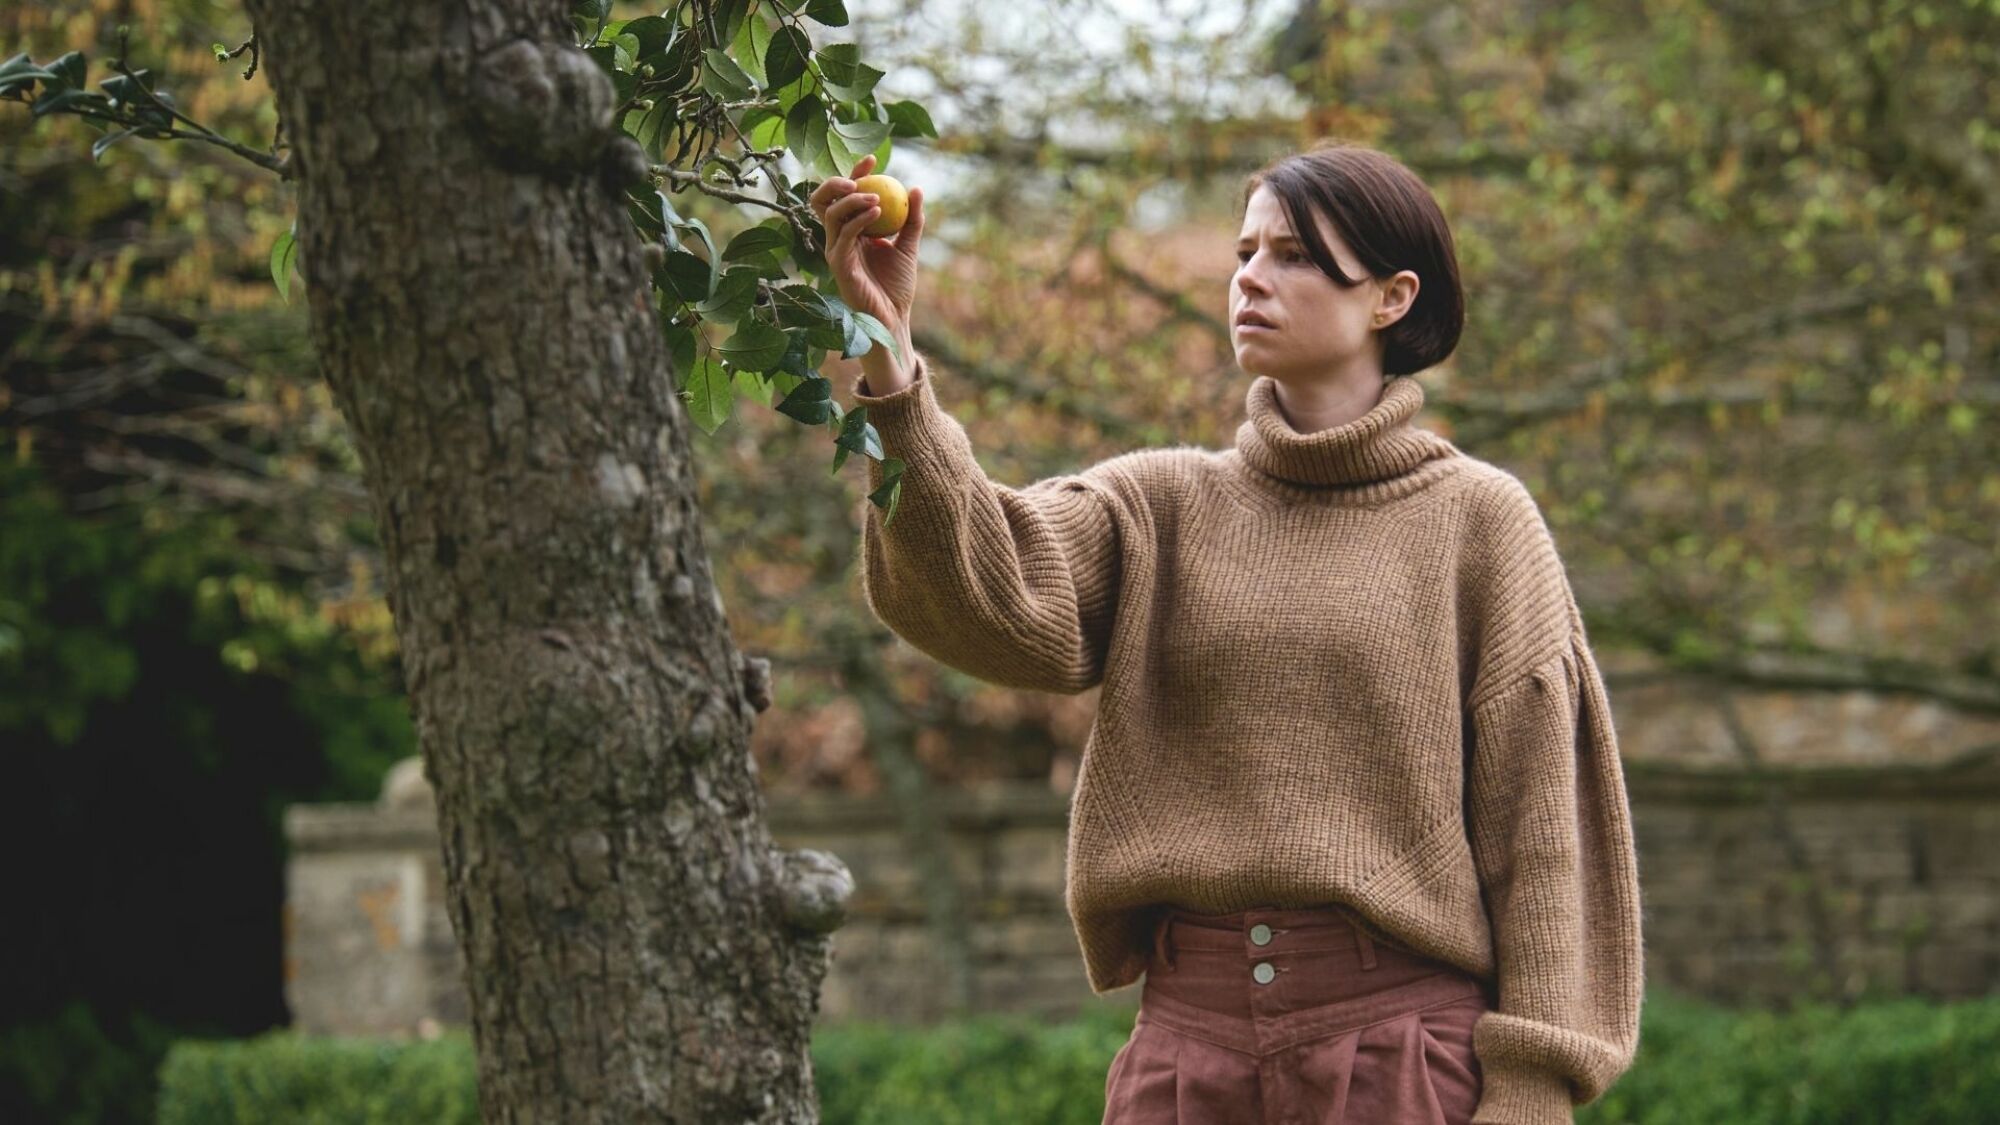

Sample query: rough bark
[238,1,852,1119]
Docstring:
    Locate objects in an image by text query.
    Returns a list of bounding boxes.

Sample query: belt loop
[1353,921,1377,970]
[1152,911,1177,973]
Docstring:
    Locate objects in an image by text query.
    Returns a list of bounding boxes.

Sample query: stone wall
[283,749,2000,1036]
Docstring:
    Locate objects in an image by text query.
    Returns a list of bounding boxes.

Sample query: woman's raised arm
[851,353,1124,694]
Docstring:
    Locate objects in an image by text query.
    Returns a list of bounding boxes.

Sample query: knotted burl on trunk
[469,38,646,189]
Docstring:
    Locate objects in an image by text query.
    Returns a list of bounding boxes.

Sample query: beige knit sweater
[850,352,1644,1124]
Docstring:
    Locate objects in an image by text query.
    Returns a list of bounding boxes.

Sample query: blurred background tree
[3,2,411,1123]
[4,0,1995,1120]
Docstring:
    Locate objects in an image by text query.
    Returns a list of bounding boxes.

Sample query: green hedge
[159,988,2000,1124]
[158,1034,479,1125]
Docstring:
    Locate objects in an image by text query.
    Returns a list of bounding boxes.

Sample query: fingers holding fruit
[854,171,910,237]
[809,154,925,336]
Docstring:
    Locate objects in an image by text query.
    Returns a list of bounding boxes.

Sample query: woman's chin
[1234,343,1277,375]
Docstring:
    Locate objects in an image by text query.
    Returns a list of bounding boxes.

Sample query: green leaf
[632,98,674,162]
[0,53,60,96]
[665,322,698,385]
[723,225,791,261]
[612,33,643,72]
[831,406,883,472]
[776,375,836,424]
[31,87,111,118]
[623,14,677,62]
[816,43,861,77]
[812,43,860,80]
[821,64,883,104]
[668,213,716,262]
[850,311,904,364]
[99,69,153,104]
[739,252,788,283]
[693,265,762,321]
[0,72,40,98]
[651,32,699,94]
[804,305,852,350]
[840,308,872,358]
[732,11,774,87]
[804,0,850,27]
[136,89,176,129]
[270,225,298,304]
[885,99,938,139]
[784,94,829,175]
[47,51,85,91]
[571,0,613,43]
[683,354,733,434]
[661,249,715,303]
[814,44,883,102]
[764,26,811,90]
[699,47,755,100]
[626,187,679,250]
[769,69,814,114]
[733,366,774,407]
[777,330,813,379]
[744,106,785,149]
[773,286,848,347]
[809,292,875,351]
[717,319,790,372]
[771,283,834,325]
[868,456,905,526]
[713,0,753,46]
[656,189,683,228]
[91,127,140,162]
[828,118,891,170]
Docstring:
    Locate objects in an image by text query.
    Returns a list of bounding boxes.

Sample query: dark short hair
[1242,140,1465,378]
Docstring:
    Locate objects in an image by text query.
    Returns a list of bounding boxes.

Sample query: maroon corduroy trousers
[1102,903,1492,1125]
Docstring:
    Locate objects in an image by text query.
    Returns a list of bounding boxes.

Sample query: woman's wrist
[856,317,915,394]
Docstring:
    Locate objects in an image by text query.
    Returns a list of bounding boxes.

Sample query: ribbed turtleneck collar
[1234,375,1459,489]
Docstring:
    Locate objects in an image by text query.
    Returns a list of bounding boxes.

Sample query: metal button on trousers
[1105,903,1492,1125]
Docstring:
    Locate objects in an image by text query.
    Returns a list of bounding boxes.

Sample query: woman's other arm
[1460,479,1645,1123]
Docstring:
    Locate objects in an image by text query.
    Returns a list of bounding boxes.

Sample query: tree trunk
[239,1,853,1119]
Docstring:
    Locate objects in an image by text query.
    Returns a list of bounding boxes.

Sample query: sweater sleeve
[847,349,1123,694]
[1464,618,1645,1124]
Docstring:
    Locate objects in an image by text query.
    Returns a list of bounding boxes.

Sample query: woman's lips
[1237,323,1276,333]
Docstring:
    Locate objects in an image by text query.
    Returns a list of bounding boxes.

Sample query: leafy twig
[106,29,289,177]
[212,34,259,81]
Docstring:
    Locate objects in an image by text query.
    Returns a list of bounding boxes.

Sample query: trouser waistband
[1150,903,1380,974]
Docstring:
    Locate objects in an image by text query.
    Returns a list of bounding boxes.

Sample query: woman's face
[1229,185,1416,383]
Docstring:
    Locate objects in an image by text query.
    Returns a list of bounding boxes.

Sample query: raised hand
[808,153,925,350]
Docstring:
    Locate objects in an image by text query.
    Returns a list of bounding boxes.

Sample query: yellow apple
[853,173,909,237]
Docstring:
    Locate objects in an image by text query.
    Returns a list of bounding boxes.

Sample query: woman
[811,140,1644,1125]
